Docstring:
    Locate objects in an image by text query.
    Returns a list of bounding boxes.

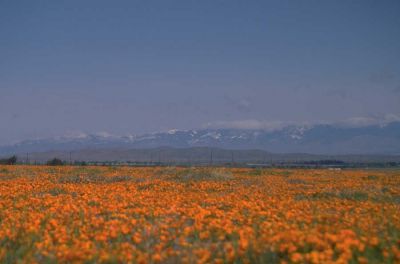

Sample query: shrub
[0,156,17,165]
[73,161,87,166]
[47,158,64,166]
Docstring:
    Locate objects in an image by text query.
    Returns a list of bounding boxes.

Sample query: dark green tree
[0,155,17,165]
[47,158,64,166]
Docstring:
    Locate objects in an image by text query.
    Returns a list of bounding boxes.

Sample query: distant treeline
[39,159,400,168]
[0,155,17,165]
[1,154,399,168]
[300,160,345,165]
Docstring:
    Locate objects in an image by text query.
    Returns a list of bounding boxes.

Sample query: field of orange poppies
[0,165,399,263]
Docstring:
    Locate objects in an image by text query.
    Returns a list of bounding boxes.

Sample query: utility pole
[26,153,29,165]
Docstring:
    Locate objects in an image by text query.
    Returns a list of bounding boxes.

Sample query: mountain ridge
[1,122,399,156]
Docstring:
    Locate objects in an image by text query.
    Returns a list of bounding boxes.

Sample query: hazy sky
[1,0,400,144]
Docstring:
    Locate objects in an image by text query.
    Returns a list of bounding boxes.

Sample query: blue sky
[1,0,399,144]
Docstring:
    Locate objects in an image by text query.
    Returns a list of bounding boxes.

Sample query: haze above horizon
[1,1,400,145]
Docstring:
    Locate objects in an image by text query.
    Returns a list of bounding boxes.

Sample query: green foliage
[295,190,369,201]
[363,175,379,180]
[57,174,133,184]
[0,155,17,165]
[248,168,264,176]
[46,158,64,166]
[338,190,369,201]
[44,188,69,196]
[286,178,308,185]
[171,167,233,182]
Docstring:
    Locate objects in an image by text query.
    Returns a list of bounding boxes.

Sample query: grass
[337,190,369,201]
[286,178,308,185]
[45,187,69,196]
[154,167,234,182]
[295,190,369,201]
[248,168,264,176]
[170,167,234,182]
[57,174,133,184]
[0,168,9,173]
[364,175,379,180]
[268,170,292,177]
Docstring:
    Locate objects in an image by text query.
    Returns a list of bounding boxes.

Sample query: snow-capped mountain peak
[1,122,399,155]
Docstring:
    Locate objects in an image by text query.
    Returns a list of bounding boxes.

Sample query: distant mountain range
[1,122,399,156]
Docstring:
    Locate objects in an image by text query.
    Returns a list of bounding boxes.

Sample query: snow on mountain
[1,122,399,155]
